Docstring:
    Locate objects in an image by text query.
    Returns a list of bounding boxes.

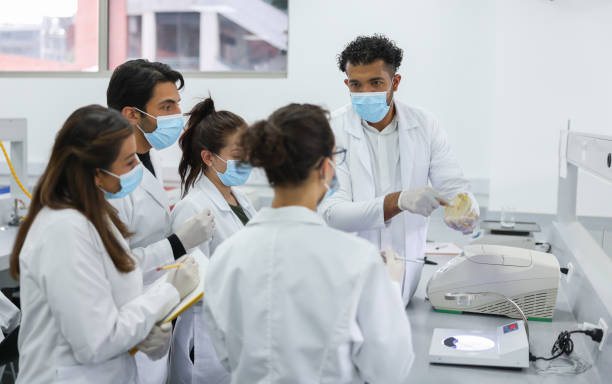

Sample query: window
[155,13,200,71]
[0,0,288,74]
[108,0,288,72]
[0,0,99,72]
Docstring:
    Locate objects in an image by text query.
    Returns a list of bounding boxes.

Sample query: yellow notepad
[159,255,206,324]
[130,251,207,355]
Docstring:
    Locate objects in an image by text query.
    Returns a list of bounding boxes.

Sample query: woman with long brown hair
[11,105,198,384]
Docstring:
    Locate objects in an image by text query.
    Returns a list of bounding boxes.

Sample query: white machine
[429,320,529,368]
[427,244,560,320]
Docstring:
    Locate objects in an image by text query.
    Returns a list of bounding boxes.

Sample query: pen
[156,262,183,271]
[393,256,438,266]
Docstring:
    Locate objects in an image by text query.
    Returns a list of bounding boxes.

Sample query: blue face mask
[214,154,253,186]
[101,163,143,199]
[350,89,393,123]
[135,108,184,150]
[323,159,340,200]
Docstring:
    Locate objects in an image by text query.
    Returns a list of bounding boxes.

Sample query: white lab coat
[0,291,20,380]
[109,150,173,284]
[319,101,477,305]
[108,150,174,384]
[202,206,414,384]
[0,291,19,335]
[16,207,180,384]
[169,175,256,384]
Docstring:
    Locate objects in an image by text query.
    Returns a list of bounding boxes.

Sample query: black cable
[529,329,604,362]
[536,241,552,253]
[423,257,438,266]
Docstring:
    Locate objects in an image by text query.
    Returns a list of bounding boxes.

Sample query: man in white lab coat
[106,60,215,384]
[319,35,479,305]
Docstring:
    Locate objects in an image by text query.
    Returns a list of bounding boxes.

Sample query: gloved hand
[175,209,215,250]
[398,187,450,217]
[137,323,172,360]
[166,255,199,299]
[444,193,480,235]
[380,248,404,283]
[444,213,479,235]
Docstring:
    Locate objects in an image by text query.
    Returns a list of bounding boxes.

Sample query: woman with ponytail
[11,105,199,384]
[169,98,256,384]
[201,104,415,383]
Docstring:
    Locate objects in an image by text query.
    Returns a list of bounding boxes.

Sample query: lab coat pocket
[54,364,89,383]
[54,354,135,383]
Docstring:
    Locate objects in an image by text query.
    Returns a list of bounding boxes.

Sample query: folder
[130,251,207,355]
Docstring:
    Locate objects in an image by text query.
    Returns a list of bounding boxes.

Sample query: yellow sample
[445,193,471,218]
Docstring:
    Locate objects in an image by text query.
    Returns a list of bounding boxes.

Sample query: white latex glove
[380,248,404,283]
[175,208,215,250]
[166,255,199,299]
[398,187,450,217]
[137,323,172,360]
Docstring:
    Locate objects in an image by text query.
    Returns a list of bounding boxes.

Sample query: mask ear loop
[211,153,227,175]
[320,157,336,190]
[133,107,157,136]
[387,76,397,106]
[134,107,157,120]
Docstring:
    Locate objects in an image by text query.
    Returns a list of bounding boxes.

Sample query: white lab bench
[408,211,608,383]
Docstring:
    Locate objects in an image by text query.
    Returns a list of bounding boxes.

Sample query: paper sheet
[425,242,463,256]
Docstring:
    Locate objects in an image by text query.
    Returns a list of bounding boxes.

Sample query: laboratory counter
[406,213,608,383]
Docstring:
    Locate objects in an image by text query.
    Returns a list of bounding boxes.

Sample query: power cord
[535,241,552,253]
[530,328,602,376]
[529,329,603,362]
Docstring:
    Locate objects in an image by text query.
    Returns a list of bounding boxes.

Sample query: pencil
[156,262,183,271]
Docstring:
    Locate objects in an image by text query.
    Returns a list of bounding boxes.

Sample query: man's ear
[392,74,402,91]
[121,106,140,126]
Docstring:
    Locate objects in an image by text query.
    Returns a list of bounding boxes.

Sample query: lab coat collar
[247,206,325,227]
[140,166,170,213]
[195,175,246,213]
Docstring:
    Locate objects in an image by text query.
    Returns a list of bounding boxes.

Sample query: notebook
[130,250,207,355]
[159,252,207,324]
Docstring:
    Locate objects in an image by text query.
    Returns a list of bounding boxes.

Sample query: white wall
[490,0,612,215]
[3,0,612,215]
[0,0,494,184]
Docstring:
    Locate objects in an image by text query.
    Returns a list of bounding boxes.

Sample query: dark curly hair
[337,34,403,74]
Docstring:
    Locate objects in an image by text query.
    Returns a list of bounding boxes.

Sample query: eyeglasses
[331,147,347,166]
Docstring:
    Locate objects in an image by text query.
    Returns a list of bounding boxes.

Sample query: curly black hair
[337,34,403,74]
